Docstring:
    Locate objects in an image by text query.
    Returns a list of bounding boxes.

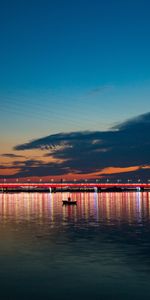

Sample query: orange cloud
[0,168,21,176]
[51,165,150,180]
[98,166,141,175]
[142,165,150,169]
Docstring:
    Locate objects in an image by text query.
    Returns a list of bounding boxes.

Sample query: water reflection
[0,191,150,226]
[0,191,150,300]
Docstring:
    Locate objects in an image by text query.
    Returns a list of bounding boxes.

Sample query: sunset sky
[0,0,150,180]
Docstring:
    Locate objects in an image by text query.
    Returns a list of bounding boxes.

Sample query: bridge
[0,182,150,192]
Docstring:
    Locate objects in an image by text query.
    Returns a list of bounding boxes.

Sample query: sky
[0,0,150,181]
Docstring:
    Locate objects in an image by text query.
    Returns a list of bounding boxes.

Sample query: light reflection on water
[1,191,150,225]
[0,191,150,299]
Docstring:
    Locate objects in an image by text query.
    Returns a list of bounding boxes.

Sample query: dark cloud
[11,112,150,179]
[113,112,150,131]
[10,160,69,178]
[15,131,96,151]
[12,159,43,166]
[1,153,25,158]
[0,165,15,170]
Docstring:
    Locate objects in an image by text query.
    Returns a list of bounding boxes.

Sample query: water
[0,191,150,299]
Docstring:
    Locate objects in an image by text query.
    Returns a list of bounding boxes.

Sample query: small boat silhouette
[62,197,77,205]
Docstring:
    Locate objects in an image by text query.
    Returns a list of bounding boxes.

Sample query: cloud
[113,112,150,131]
[1,153,25,158]
[87,85,114,96]
[2,112,149,179]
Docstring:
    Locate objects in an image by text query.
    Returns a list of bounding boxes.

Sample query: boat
[62,197,77,205]
[62,200,77,205]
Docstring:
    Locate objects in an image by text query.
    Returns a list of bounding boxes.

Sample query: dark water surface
[0,191,150,299]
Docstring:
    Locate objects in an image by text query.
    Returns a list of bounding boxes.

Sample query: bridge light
[138,179,141,183]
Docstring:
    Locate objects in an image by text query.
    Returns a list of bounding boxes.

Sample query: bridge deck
[0,183,150,189]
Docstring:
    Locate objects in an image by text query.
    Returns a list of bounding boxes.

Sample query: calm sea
[0,191,150,299]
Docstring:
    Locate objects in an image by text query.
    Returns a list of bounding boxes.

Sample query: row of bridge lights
[2,178,150,183]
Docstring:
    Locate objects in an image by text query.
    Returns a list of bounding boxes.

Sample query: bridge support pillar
[94,187,98,192]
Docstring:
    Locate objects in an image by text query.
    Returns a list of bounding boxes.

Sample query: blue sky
[0,0,150,179]
[1,0,150,90]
